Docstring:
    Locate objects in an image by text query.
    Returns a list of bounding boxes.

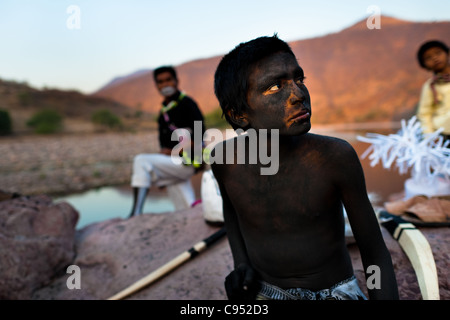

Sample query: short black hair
[214,34,296,130]
[153,65,178,81]
[417,40,449,69]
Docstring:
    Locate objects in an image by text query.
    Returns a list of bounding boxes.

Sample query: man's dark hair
[214,34,296,130]
[153,65,178,81]
[417,40,449,69]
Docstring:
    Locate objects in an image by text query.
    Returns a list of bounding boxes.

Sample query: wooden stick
[380,211,440,300]
[108,227,226,300]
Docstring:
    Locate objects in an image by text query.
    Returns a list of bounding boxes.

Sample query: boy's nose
[289,81,306,104]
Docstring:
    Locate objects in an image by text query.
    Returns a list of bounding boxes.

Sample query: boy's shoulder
[422,77,434,87]
[304,132,353,148]
[209,134,240,163]
[210,132,354,155]
[305,133,359,162]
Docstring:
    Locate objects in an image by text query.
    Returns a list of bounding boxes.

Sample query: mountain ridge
[92,16,450,124]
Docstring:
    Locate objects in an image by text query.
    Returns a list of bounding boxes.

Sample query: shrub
[0,109,13,135]
[27,109,63,134]
[91,109,122,129]
[17,91,32,106]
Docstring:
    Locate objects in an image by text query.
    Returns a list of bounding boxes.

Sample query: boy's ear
[226,109,250,128]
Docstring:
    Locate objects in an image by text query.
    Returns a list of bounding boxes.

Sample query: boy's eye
[268,84,281,92]
[264,76,306,94]
[296,76,306,85]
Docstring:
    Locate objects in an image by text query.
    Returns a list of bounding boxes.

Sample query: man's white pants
[131,153,196,210]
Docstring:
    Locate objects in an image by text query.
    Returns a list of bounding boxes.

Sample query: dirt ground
[0,132,161,196]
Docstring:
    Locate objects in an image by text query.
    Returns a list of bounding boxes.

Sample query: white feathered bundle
[357,116,450,183]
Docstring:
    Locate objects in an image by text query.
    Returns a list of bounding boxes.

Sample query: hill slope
[93,16,450,124]
[0,79,150,134]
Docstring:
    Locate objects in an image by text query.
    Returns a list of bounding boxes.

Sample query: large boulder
[32,203,230,300]
[0,193,79,299]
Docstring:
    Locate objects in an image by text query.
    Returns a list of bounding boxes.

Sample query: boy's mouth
[290,109,311,122]
[432,60,447,71]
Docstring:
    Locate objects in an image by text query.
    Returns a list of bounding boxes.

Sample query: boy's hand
[224,263,260,300]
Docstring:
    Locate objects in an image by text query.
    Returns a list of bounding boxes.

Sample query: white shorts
[131,153,195,188]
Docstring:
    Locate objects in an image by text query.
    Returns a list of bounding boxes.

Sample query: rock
[0,194,79,299]
[32,204,231,300]
[349,227,450,300]
[0,190,21,201]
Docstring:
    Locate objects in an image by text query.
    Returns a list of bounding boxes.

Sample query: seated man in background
[129,65,205,217]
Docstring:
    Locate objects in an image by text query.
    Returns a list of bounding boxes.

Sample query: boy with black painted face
[212,35,399,300]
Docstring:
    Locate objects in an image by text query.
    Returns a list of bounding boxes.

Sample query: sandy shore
[0,132,161,196]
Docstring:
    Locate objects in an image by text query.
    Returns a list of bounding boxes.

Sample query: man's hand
[225,263,260,300]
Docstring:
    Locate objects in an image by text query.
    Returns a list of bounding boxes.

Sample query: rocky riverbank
[1,132,448,301]
[0,192,448,300]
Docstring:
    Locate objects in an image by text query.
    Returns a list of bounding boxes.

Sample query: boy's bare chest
[235,150,329,184]
[225,157,337,213]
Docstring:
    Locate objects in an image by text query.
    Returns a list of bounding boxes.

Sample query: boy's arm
[336,141,399,300]
[216,179,251,267]
[416,81,435,134]
[217,180,260,299]
[210,147,260,299]
[210,143,250,267]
